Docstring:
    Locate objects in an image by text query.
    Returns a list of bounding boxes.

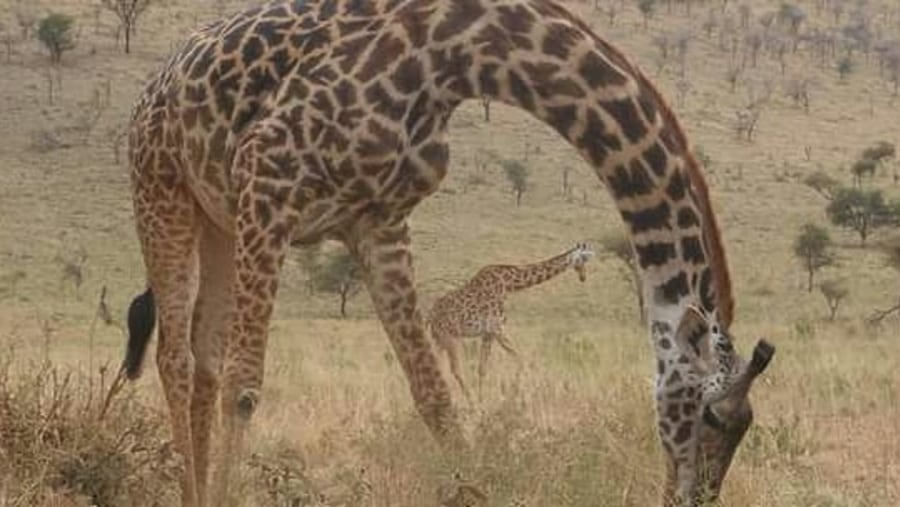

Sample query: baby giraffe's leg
[477,334,494,404]
[444,336,473,406]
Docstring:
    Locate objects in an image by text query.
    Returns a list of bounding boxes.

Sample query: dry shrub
[0,354,178,507]
[352,379,660,506]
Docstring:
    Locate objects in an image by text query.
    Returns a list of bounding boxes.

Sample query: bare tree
[701,8,718,38]
[55,247,88,295]
[867,236,900,326]
[738,3,752,28]
[0,22,15,62]
[106,126,128,163]
[743,29,764,67]
[725,64,742,92]
[819,279,848,321]
[101,0,153,54]
[675,77,691,106]
[603,2,619,26]
[600,233,645,324]
[784,76,811,112]
[13,2,39,40]
[673,29,691,77]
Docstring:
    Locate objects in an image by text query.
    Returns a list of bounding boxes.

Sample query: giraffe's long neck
[494,250,573,293]
[423,0,732,327]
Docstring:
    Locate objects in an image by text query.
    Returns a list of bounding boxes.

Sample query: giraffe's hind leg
[132,161,201,507]
[441,335,473,406]
[494,330,525,392]
[494,332,520,360]
[477,334,494,404]
[189,220,233,506]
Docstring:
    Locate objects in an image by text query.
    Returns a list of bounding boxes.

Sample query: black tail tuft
[123,288,156,380]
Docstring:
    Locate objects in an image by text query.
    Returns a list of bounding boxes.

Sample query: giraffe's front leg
[347,223,466,449]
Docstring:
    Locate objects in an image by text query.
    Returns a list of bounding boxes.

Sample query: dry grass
[1,0,900,505]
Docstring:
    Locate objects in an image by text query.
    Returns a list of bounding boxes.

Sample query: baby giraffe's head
[568,242,594,282]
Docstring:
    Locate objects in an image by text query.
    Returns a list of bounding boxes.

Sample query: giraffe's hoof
[236,388,260,419]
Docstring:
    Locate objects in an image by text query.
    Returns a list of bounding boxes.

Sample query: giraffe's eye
[711,324,720,335]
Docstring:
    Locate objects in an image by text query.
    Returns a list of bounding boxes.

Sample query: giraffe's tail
[122,287,156,380]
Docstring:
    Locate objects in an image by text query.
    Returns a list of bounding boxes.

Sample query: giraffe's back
[129,0,392,233]
[429,272,507,339]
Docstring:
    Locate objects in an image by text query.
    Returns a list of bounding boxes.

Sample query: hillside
[0,0,899,505]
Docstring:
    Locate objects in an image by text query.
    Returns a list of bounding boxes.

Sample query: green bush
[37,13,76,63]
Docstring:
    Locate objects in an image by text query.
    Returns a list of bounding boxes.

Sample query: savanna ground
[1,0,899,505]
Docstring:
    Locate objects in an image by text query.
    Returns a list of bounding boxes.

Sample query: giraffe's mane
[640,79,734,328]
[548,3,735,327]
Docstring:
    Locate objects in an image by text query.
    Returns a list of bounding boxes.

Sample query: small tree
[102,0,153,54]
[793,223,833,292]
[37,13,76,64]
[311,250,363,318]
[0,22,15,62]
[501,159,529,207]
[803,170,839,200]
[777,2,806,36]
[481,96,491,122]
[861,141,895,165]
[819,279,848,321]
[638,0,657,29]
[836,55,854,80]
[850,157,877,186]
[295,243,323,294]
[13,2,39,40]
[867,236,900,325]
[826,187,900,246]
[600,232,645,324]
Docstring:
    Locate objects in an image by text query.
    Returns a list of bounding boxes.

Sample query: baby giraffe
[427,243,594,402]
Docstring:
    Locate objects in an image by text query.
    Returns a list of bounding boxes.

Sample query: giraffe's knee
[235,388,260,419]
[194,362,220,390]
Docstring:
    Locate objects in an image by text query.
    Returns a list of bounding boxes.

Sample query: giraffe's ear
[674,305,713,370]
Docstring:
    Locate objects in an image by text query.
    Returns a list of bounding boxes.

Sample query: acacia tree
[102,0,153,54]
[803,170,839,200]
[501,159,529,207]
[826,187,900,246]
[850,157,877,187]
[793,223,833,292]
[600,232,645,324]
[311,250,363,318]
[37,13,76,64]
[638,0,657,29]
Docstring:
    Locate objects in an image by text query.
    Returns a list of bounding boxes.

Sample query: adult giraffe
[121,0,775,505]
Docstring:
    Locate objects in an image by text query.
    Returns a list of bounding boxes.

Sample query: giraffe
[120,1,776,505]
[427,242,594,403]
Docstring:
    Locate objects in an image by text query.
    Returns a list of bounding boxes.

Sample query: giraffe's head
[655,306,774,505]
[567,242,594,282]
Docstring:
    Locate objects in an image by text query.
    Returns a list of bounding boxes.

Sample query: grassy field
[1,0,899,505]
